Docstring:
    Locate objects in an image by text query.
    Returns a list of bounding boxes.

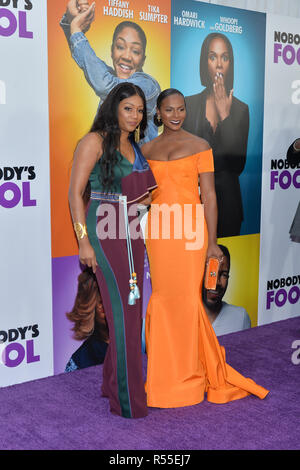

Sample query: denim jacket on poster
[60,16,161,144]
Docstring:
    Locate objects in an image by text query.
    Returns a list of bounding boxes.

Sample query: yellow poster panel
[217,233,260,328]
[48,0,171,258]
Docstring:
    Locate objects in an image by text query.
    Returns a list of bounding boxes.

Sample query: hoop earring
[134,125,140,142]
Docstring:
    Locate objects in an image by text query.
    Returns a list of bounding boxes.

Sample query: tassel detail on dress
[128,285,136,305]
[132,272,140,299]
[128,273,140,304]
[120,194,141,306]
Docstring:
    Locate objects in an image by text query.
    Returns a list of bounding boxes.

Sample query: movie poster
[216,234,260,331]
[0,0,53,387]
[171,0,266,238]
[170,0,266,332]
[47,0,171,374]
[258,14,300,325]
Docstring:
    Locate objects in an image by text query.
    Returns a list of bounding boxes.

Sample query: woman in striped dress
[68,83,156,418]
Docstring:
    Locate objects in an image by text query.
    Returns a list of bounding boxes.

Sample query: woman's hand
[206,243,224,263]
[66,0,89,22]
[65,0,79,22]
[213,73,233,121]
[77,1,90,13]
[70,2,95,35]
[78,237,98,273]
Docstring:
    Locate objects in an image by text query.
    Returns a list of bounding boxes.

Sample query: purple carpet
[0,317,299,450]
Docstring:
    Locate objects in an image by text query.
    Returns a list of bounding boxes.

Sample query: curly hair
[90,82,148,193]
[66,269,109,343]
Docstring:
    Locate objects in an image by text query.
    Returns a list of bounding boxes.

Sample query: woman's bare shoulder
[182,130,211,153]
[75,132,103,158]
[141,135,162,159]
[72,132,104,166]
[78,131,103,148]
[140,140,152,155]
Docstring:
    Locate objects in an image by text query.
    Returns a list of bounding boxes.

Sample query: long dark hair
[154,88,185,126]
[90,82,147,192]
[200,33,234,94]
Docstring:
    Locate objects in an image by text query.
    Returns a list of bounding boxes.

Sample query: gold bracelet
[73,222,88,240]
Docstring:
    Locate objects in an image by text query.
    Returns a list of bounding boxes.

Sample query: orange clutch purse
[204,257,220,290]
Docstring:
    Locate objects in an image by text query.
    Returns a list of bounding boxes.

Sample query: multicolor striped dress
[86,138,156,418]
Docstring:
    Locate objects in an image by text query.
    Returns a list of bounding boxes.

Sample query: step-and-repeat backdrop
[1,0,299,387]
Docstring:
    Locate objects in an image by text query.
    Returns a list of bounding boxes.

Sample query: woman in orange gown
[141,89,269,408]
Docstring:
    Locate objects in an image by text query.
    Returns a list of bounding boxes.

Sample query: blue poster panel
[171,0,266,237]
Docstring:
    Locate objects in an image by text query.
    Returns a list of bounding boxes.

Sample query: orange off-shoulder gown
[145,149,269,408]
